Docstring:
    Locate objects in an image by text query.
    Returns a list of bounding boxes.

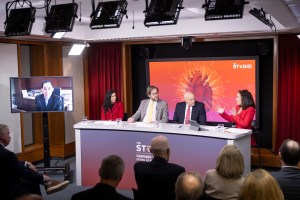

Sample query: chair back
[132,188,175,200]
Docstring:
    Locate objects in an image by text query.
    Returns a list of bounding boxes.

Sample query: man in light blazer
[173,92,206,125]
[128,85,169,123]
[271,139,300,200]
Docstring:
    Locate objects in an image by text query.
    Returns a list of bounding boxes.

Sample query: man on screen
[173,92,206,125]
[127,85,168,123]
[35,81,63,111]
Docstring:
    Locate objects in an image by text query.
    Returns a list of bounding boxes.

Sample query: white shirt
[184,104,193,124]
[143,100,157,123]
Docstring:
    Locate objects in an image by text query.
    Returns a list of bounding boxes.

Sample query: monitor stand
[37,113,70,181]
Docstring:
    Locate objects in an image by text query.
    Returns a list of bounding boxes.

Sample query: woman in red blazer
[101,90,124,121]
[216,89,256,144]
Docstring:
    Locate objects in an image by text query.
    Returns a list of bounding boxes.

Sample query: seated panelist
[173,92,206,125]
[101,90,124,121]
[127,85,168,123]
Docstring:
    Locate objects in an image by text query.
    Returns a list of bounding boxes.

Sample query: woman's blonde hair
[216,145,244,178]
[237,169,284,200]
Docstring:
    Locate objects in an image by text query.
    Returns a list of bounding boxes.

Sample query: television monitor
[10,76,74,113]
[146,57,258,125]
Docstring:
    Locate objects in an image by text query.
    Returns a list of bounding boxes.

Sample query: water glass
[82,116,88,124]
[116,118,122,126]
[217,124,225,132]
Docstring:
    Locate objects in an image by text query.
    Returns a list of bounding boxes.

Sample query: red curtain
[87,42,123,120]
[276,34,300,151]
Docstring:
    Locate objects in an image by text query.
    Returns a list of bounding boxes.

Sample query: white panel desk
[74,121,251,189]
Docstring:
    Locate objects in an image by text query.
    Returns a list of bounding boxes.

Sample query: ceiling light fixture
[90,0,128,29]
[4,0,36,36]
[68,44,86,56]
[51,32,66,39]
[144,0,184,27]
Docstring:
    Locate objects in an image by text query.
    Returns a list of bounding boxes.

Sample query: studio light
[4,0,36,36]
[249,7,274,28]
[51,32,66,39]
[90,0,128,29]
[297,34,300,39]
[68,44,86,56]
[202,0,248,21]
[45,1,78,33]
[144,0,184,27]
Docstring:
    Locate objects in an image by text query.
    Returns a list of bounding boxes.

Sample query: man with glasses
[128,85,169,123]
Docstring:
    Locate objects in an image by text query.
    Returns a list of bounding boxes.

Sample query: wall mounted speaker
[182,36,192,49]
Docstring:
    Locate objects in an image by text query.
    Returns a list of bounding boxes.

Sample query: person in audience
[237,169,284,200]
[127,85,169,123]
[101,89,124,120]
[271,139,300,200]
[203,145,244,200]
[15,194,44,200]
[134,135,185,193]
[173,91,206,125]
[215,89,255,129]
[0,124,69,199]
[35,80,63,111]
[175,172,203,200]
[71,155,131,200]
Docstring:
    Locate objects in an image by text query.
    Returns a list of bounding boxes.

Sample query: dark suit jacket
[0,145,44,197]
[35,93,63,111]
[134,156,185,193]
[173,101,207,125]
[71,183,132,200]
[271,167,300,200]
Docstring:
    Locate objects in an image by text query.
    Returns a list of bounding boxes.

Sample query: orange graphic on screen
[149,59,256,122]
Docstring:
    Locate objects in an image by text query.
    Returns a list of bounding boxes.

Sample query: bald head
[175,172,203,200]
[184,92,195,107]
[279,139,300,166]
[150,135,170,159]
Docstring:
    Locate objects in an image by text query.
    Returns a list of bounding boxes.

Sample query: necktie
[185,106,191,124]
[147,101,154,122]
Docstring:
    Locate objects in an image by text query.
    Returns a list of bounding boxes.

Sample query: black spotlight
[182,37,192,49]
[4,0,36,36]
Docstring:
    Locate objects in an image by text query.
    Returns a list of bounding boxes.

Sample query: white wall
[62,46,85,144]
[0,43,21,153]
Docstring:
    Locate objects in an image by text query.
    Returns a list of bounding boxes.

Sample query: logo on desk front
[136,141,152,162]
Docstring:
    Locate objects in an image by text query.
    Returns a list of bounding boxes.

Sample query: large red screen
[148,58,257,122]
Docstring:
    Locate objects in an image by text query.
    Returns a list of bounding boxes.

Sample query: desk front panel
[80,129,228,189]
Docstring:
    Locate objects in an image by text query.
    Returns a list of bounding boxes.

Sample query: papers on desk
[134,122,155,128]
[224,128,250,134]
[93,121,116,125]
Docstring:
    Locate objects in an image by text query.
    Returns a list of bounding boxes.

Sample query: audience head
[216,145,244,179]
[237,89,255,110]
[0,124,11,147]
[15,194,43,200]
[99,155,125,187]
[150,135,170,161]
[279,139,300,166]
[146,85,159,101]
[41,81,54,99]
[184,92,195,107]
[175,172,203,200]
[237,169,284,200]
[103,89,117,112]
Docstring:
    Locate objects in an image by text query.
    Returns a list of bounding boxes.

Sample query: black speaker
[4,7,36,36]
[182,37,192,49]
[256,43,270,56]
[138,47,155,59]
[45,3,78,33]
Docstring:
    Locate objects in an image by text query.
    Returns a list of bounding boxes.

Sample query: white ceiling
[0,0,300,42]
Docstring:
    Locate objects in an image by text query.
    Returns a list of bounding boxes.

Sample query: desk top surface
[74,121,251,140]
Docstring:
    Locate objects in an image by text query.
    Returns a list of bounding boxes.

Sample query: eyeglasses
[151,92,158,96]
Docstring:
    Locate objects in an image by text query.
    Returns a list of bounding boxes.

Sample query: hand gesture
[215,105,225,114]
[229,107,237,116]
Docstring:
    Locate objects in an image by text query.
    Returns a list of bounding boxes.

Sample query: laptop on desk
[188,120,207,131]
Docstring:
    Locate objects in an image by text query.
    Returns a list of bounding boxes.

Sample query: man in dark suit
[35,81,63,111]
[71,155,131,200]
[134,135,185,194]
[271,139,300,200]
[173,92,206,125]
[0,124,69,199]
[127,85,168,123]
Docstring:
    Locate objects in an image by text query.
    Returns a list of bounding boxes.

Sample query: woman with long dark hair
[216,89,255,129]
[101,90,124,120]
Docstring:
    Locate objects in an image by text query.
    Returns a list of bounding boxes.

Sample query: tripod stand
[37,113,70,181]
